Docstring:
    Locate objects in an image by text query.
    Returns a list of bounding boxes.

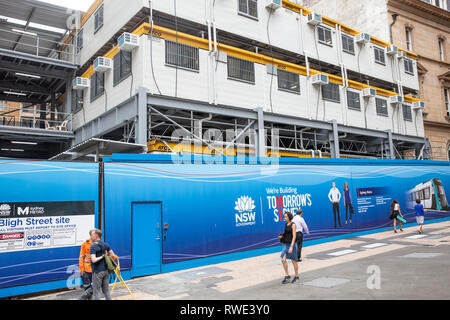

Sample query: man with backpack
[89,229,116,300]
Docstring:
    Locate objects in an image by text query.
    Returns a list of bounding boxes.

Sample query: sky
[39,0,95,12]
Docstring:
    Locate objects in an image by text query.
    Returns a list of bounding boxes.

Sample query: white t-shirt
[292,215,309,234]
[328,187,341,203]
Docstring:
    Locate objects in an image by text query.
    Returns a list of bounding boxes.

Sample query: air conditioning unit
[397,51,407,59]
[390,95,403,105]
[412,101,425,110]
[73,77,90,90]
[355,33,371,44]
[311,73,329,85]
[307,13,322,26]
[265,0,282,10]
[386,45,398,56]
[362,88,376,98]
[93,57,113,72]
[118,32,139,51]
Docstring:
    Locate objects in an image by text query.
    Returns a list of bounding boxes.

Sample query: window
[438,38,445,61]
[402,104,412,121]
[347,90,361,110]
[444,88,449,116]
[90,72,104,101]
[374,46,386,65]
[238,0,258,20]
[94,4,104,33]
[375,98,388,116]
[404,58,414,75]
[113,50,132,86]
[405,27,413,51]
[72,90,84,112]
[317,26,333,47]
[277,69,300,93]
[165,40,199,72]
[342,34,355,55]
[322,83,340,103]
[76,29,83,53]
[227,55,255,83]
[424,187,431,199]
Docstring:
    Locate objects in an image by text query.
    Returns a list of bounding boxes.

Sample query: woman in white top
[390,199,404,233]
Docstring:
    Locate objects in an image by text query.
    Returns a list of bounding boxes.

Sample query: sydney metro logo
[234,196,256,227]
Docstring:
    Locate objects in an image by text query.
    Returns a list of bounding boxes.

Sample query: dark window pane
[376,98,388,116]
[227,56,255,83]
[113,51,133,85]
[322,83,340,102]
[277,69,300,93]
[342,34,355,54]
[403,104,412,121]
[318,26,332,46]
[347,90,361,110]
[165,40,199,71]
[374,47,385,65]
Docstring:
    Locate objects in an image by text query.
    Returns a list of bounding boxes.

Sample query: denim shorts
[280,243,298,260]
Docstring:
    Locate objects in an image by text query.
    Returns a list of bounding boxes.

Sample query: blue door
[131,202,162,277]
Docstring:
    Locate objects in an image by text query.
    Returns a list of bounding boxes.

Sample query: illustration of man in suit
[328,181,342,228]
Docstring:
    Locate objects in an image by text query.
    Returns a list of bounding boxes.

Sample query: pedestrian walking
[78,230,94,300]
[89,229,116,300]
[278,212,299,284]
[292,208,310,262]
[343,181,353,225]
[390,199,404,233]
[328,181,342,228]
[414,199,426,234]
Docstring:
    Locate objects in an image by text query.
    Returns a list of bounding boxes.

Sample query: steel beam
[72,94,139,146]
[0,59,74,80]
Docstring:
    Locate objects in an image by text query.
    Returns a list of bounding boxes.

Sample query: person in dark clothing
[89,229,116,300]
[390,199,404,233]
[343,181,353,225]
[278,212,299,284]
[292,208,310,262]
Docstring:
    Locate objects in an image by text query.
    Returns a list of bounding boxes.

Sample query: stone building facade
[302,0,450,160]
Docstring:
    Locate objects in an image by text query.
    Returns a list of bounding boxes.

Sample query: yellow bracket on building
[81,19,421,101]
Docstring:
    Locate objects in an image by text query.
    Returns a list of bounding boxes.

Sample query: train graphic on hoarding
[407,178,449,211]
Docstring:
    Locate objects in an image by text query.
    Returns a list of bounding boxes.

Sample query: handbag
[95,241,117,274]
[104,253,117,274]
[279,233,285,243]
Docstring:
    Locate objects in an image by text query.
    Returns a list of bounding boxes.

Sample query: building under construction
[0,0,430,161]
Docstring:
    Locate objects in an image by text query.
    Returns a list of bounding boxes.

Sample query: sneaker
[400,229,404,232]
[394,230,397,233]
[282,276,291,284]
[291,276,299,284]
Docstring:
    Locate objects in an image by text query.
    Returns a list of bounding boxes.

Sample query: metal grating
[165,39,199,72]
[227,55,255,83]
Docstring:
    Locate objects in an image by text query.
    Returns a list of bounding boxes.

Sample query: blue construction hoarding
[0,155,449,297]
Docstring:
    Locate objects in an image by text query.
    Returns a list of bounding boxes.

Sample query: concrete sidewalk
[28,220,450,300]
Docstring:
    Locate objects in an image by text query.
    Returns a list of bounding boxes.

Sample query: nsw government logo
[0,204,11,217]
[234,196,256,227]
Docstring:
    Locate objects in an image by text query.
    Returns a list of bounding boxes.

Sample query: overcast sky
[39,0,95,12]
